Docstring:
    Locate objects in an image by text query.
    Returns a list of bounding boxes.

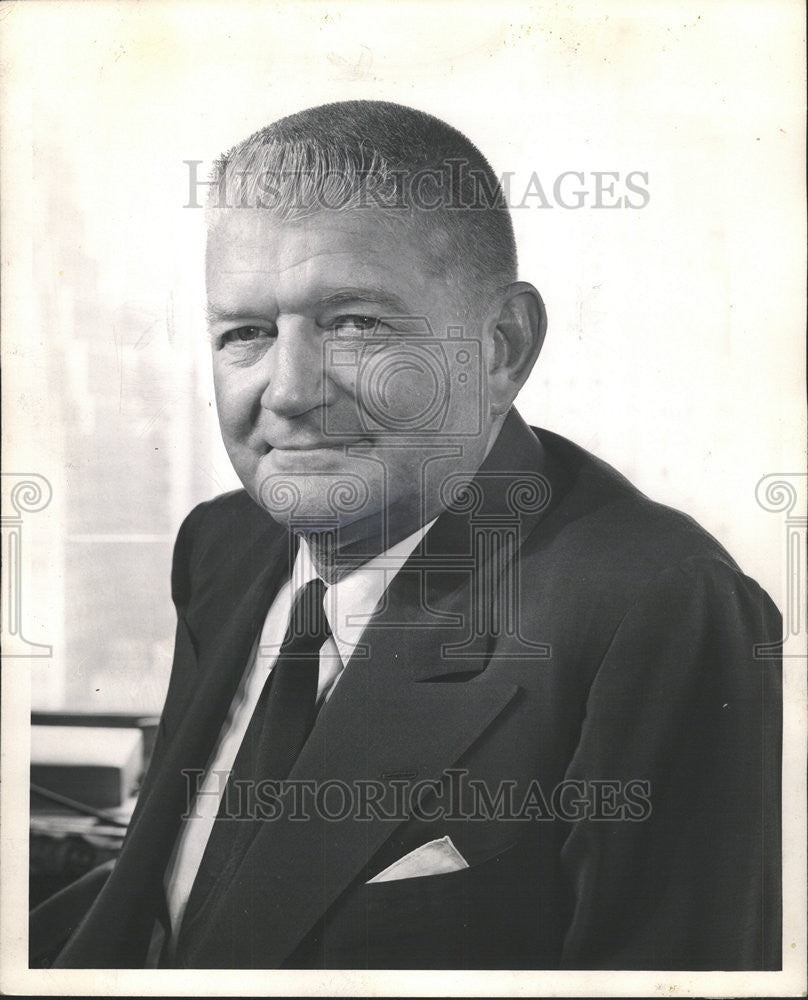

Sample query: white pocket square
[367,836,469,883]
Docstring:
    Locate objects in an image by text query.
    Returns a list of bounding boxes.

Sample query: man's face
[207,207,495,541]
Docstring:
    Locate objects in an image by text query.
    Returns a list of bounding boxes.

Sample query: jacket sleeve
[559,555,782,970]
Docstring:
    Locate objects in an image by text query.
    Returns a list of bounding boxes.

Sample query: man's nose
[260,321,325,418]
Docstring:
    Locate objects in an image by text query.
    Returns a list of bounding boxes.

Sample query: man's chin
[251,450,379,530]
[256,499,383,542]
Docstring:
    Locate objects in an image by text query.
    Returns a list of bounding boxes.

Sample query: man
[31,100,781,970]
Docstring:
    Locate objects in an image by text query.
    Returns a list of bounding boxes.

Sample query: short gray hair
[208,100,518,303]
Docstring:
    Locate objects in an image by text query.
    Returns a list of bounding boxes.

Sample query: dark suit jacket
[34,410,782,970]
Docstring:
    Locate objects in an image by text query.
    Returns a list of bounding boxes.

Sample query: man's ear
[487,282,547,414]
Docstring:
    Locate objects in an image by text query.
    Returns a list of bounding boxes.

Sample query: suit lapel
[130,528,291,837]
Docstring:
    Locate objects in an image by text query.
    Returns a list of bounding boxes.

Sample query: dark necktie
[239,576,331,784]
[170,577,331,957]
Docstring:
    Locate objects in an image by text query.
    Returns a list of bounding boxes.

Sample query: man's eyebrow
[318,288,411,314]
[206,305,262,323]
[205,288,413,324]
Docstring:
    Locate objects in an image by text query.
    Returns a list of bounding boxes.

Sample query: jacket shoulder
[535,426,742,572]
[528,426,779,625]
[170,489,284,607]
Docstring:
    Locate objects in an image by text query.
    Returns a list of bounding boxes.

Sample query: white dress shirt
[162,518,436,943]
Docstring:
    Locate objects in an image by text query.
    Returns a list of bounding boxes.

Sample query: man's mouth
[271,444,333,451]
[264,439,374,452]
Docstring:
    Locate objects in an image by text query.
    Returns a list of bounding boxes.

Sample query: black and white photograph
[1,1,805,995]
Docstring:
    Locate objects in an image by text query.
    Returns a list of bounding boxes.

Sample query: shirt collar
[292,519,437,667]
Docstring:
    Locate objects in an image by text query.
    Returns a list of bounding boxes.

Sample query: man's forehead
[206,206,426,257]
[203,207,452,312]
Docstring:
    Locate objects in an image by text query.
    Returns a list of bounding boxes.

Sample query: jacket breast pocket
[318,842,544,969]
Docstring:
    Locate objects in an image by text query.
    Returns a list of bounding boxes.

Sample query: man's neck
[300,506,428,584]
[300,414,508,584]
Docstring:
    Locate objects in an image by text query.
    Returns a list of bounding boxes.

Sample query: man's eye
[221,326,275,345]
[332,315,378,336]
